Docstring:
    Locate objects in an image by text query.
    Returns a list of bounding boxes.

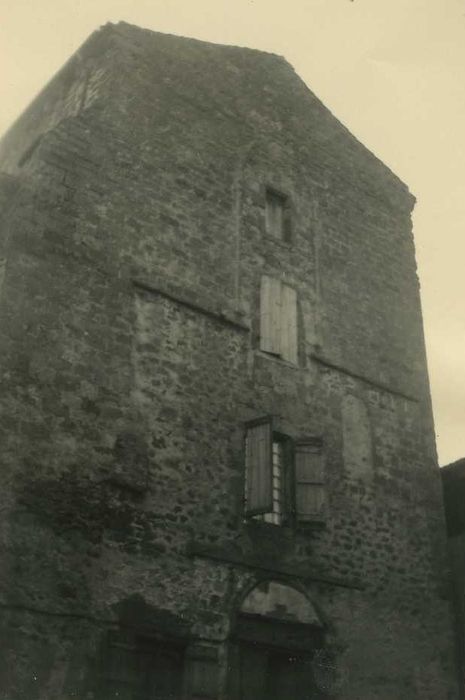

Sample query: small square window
[265,188,291,242]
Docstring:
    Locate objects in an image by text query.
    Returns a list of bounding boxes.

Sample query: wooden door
[232,642,318,700]
[266,650,316,700]
[98,634,184,700]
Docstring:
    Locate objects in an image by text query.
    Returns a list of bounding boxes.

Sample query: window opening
[244,420,325,527]
[265,188,291,242]
[254,439,284,525]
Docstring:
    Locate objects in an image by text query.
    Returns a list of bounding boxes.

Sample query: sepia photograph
[0,1,464,698]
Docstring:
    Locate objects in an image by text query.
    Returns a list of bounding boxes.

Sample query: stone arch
[342,393,373,478]
[239,579,322,626]
[228,580,332,698]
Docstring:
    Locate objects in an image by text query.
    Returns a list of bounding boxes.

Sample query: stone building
[442,458,465,699]
[0,21,458,700]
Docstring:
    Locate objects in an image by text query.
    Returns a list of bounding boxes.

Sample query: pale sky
[1,0,464,465]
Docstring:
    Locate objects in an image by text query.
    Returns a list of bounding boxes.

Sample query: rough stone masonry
[0,21,458,700]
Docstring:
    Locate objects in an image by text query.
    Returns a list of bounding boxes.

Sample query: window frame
[252,430,293,527]
[244,421,324,529]
[244,416,274,517]
[264,186,292,244]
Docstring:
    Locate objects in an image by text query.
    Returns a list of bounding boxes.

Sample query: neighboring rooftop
[441,458,465,537]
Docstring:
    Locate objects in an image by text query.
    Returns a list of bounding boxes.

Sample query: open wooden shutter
[295,441,325,522]
[245,418,273,515]
[260,276,282,355]
[280,284,298,364]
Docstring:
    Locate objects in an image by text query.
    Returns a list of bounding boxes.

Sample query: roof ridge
[106,20,286,60]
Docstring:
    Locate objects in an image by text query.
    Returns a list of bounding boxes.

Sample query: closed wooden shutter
[260,276,282,355]
[280,284,297,364]
[295,441,325,522]
[245,418,273,515]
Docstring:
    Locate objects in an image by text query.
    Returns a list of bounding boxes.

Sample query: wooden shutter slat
[245,419,273,515]
[280,284,297,364]
[260,276,281,355]
[295,442,325,521]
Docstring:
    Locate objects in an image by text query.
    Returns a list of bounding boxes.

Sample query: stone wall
[0,22,457,699]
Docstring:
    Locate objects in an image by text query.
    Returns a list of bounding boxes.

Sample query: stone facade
[0,21,458,699]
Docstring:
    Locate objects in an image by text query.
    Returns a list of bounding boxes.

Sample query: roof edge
[108,21,415,202]
[0,23,116,160]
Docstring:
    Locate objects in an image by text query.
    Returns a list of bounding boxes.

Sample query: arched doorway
[228,580,327,699]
